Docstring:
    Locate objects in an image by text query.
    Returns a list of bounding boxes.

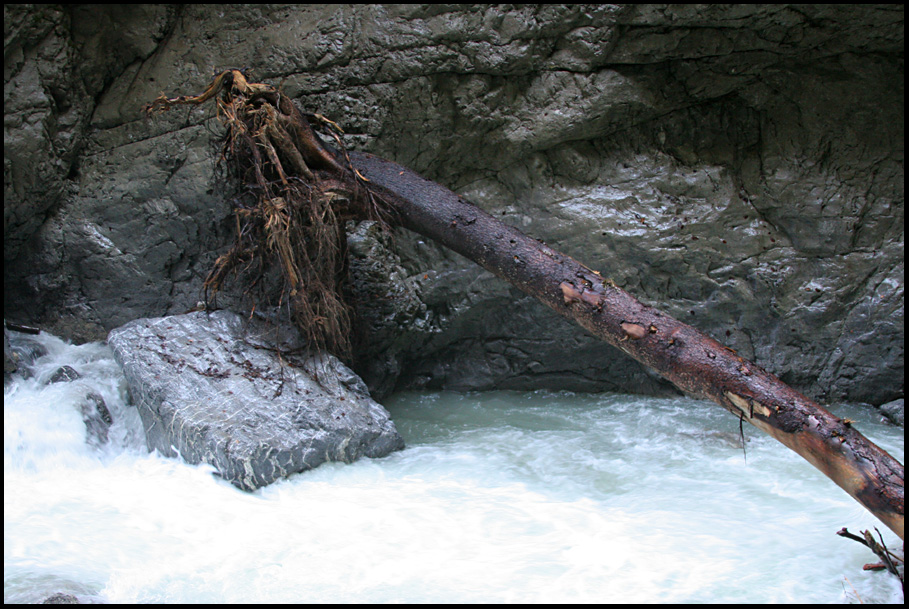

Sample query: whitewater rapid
[4,332,903,603]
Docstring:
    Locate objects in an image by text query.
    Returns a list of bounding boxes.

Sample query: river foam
[4,333,903,603]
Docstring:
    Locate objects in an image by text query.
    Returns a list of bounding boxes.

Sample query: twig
[837,527,904,595]
[5,321,40,335]
[843,575,863,604]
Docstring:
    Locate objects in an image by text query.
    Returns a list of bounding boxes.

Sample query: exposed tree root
[145,69,386,358]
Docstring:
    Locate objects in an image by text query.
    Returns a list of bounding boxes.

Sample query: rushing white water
[4,332,903,603]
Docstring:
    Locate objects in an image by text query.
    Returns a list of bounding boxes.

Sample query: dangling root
[146,69,389,358]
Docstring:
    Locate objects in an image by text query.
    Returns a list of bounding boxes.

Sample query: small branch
[837,527,904,593]
[842,575,863,604]
[5,321,41,335]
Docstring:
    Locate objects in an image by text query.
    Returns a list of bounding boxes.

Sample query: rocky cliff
[4,5,904,404]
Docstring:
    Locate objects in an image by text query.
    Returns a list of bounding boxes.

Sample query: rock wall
[4,5,904,404]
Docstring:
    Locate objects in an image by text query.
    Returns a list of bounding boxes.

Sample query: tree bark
[347,150,904,540]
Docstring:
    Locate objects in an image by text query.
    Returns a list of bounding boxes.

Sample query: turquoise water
[4,333,904,603]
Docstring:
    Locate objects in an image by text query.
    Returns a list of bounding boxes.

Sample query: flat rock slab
[107,311,404,490]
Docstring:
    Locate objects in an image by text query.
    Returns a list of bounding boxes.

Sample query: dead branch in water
[838,527,904,594]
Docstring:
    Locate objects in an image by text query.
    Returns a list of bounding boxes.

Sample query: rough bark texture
[348,150,904,540]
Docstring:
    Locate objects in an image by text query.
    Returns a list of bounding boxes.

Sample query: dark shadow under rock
[107,310,404,490]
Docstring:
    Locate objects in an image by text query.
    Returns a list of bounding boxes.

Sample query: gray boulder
[47,365,114,446]
[4,327,48,380]
[107,310,404,490]
[49,364,82,383]
[878,398,904,427]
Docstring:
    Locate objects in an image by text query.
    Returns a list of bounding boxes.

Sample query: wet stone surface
[107,310,404,490]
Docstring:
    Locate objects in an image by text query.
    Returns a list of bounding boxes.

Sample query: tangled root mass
[145,69,388,358]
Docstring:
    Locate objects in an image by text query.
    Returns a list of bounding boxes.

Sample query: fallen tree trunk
[345,151,904,540]
[146,70,904,540]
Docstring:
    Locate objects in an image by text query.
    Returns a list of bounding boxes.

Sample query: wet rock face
[4,5,904,404]
[46,365,115,446]
[3,5,173,265]
[879,398,904,428]
[107,311,404,490]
